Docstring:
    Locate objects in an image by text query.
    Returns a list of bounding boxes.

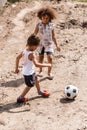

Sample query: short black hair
[27,34,40,46]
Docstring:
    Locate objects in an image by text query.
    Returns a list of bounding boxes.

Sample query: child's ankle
[39,70,42,73]
[18,96,24,99]
[38,90,43,95]
[48,73,51,76]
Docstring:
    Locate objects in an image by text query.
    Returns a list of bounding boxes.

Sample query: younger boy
[15,34,51,103]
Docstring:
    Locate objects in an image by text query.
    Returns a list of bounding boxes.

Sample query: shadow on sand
[60,98,75,104]
[0,95,46,113]
[0,101,31,114]
[1,76,49,88]
[1,78,24,87]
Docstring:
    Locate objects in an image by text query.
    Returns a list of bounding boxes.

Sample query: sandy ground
[0,0,87,130]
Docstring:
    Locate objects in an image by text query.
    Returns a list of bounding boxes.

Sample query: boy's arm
[15,52,23,73]
[52,30,61,52]
[34,24,39,35]
[29,53,51,68]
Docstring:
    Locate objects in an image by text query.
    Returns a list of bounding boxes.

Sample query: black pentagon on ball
[67,93,71,97]
[73,89,76,93]
[66,86,70,89]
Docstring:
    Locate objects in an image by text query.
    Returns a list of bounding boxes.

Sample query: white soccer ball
[64,85,78,99]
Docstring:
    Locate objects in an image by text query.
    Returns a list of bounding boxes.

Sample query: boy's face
[29,45,38,51]
[41,15,50,24]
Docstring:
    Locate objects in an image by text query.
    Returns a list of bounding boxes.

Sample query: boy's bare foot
[37,71,43,77]
[48,73,54,80]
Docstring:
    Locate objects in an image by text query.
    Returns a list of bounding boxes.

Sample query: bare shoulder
[16,51,23,58]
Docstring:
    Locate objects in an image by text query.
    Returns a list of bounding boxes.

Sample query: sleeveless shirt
[22,49,35,75]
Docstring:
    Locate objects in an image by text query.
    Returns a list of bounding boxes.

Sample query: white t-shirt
[22,49,35,75]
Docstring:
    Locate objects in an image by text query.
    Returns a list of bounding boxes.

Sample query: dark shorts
[39,47,53,55]
[24,73,37,87]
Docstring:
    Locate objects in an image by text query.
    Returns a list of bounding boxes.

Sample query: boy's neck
[26,46,33,51]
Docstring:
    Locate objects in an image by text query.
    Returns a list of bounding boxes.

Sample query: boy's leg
[20,86,31,97]
[47,54,53,80]
[35,79,42,94]
[17,75,33,103]
[17,86,31,103]
[35,79,50,97]
[38,54,44,73]
[38,46,45,73]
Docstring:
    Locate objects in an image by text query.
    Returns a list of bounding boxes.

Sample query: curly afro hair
[37,7,57,22]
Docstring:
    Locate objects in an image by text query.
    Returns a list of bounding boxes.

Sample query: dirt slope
[0,1,87,130]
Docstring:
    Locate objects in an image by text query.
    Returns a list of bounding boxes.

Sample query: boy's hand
[56,46,61,52]
[15,69,20,74]
[49,64,52,67]
[47,63,52,67]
